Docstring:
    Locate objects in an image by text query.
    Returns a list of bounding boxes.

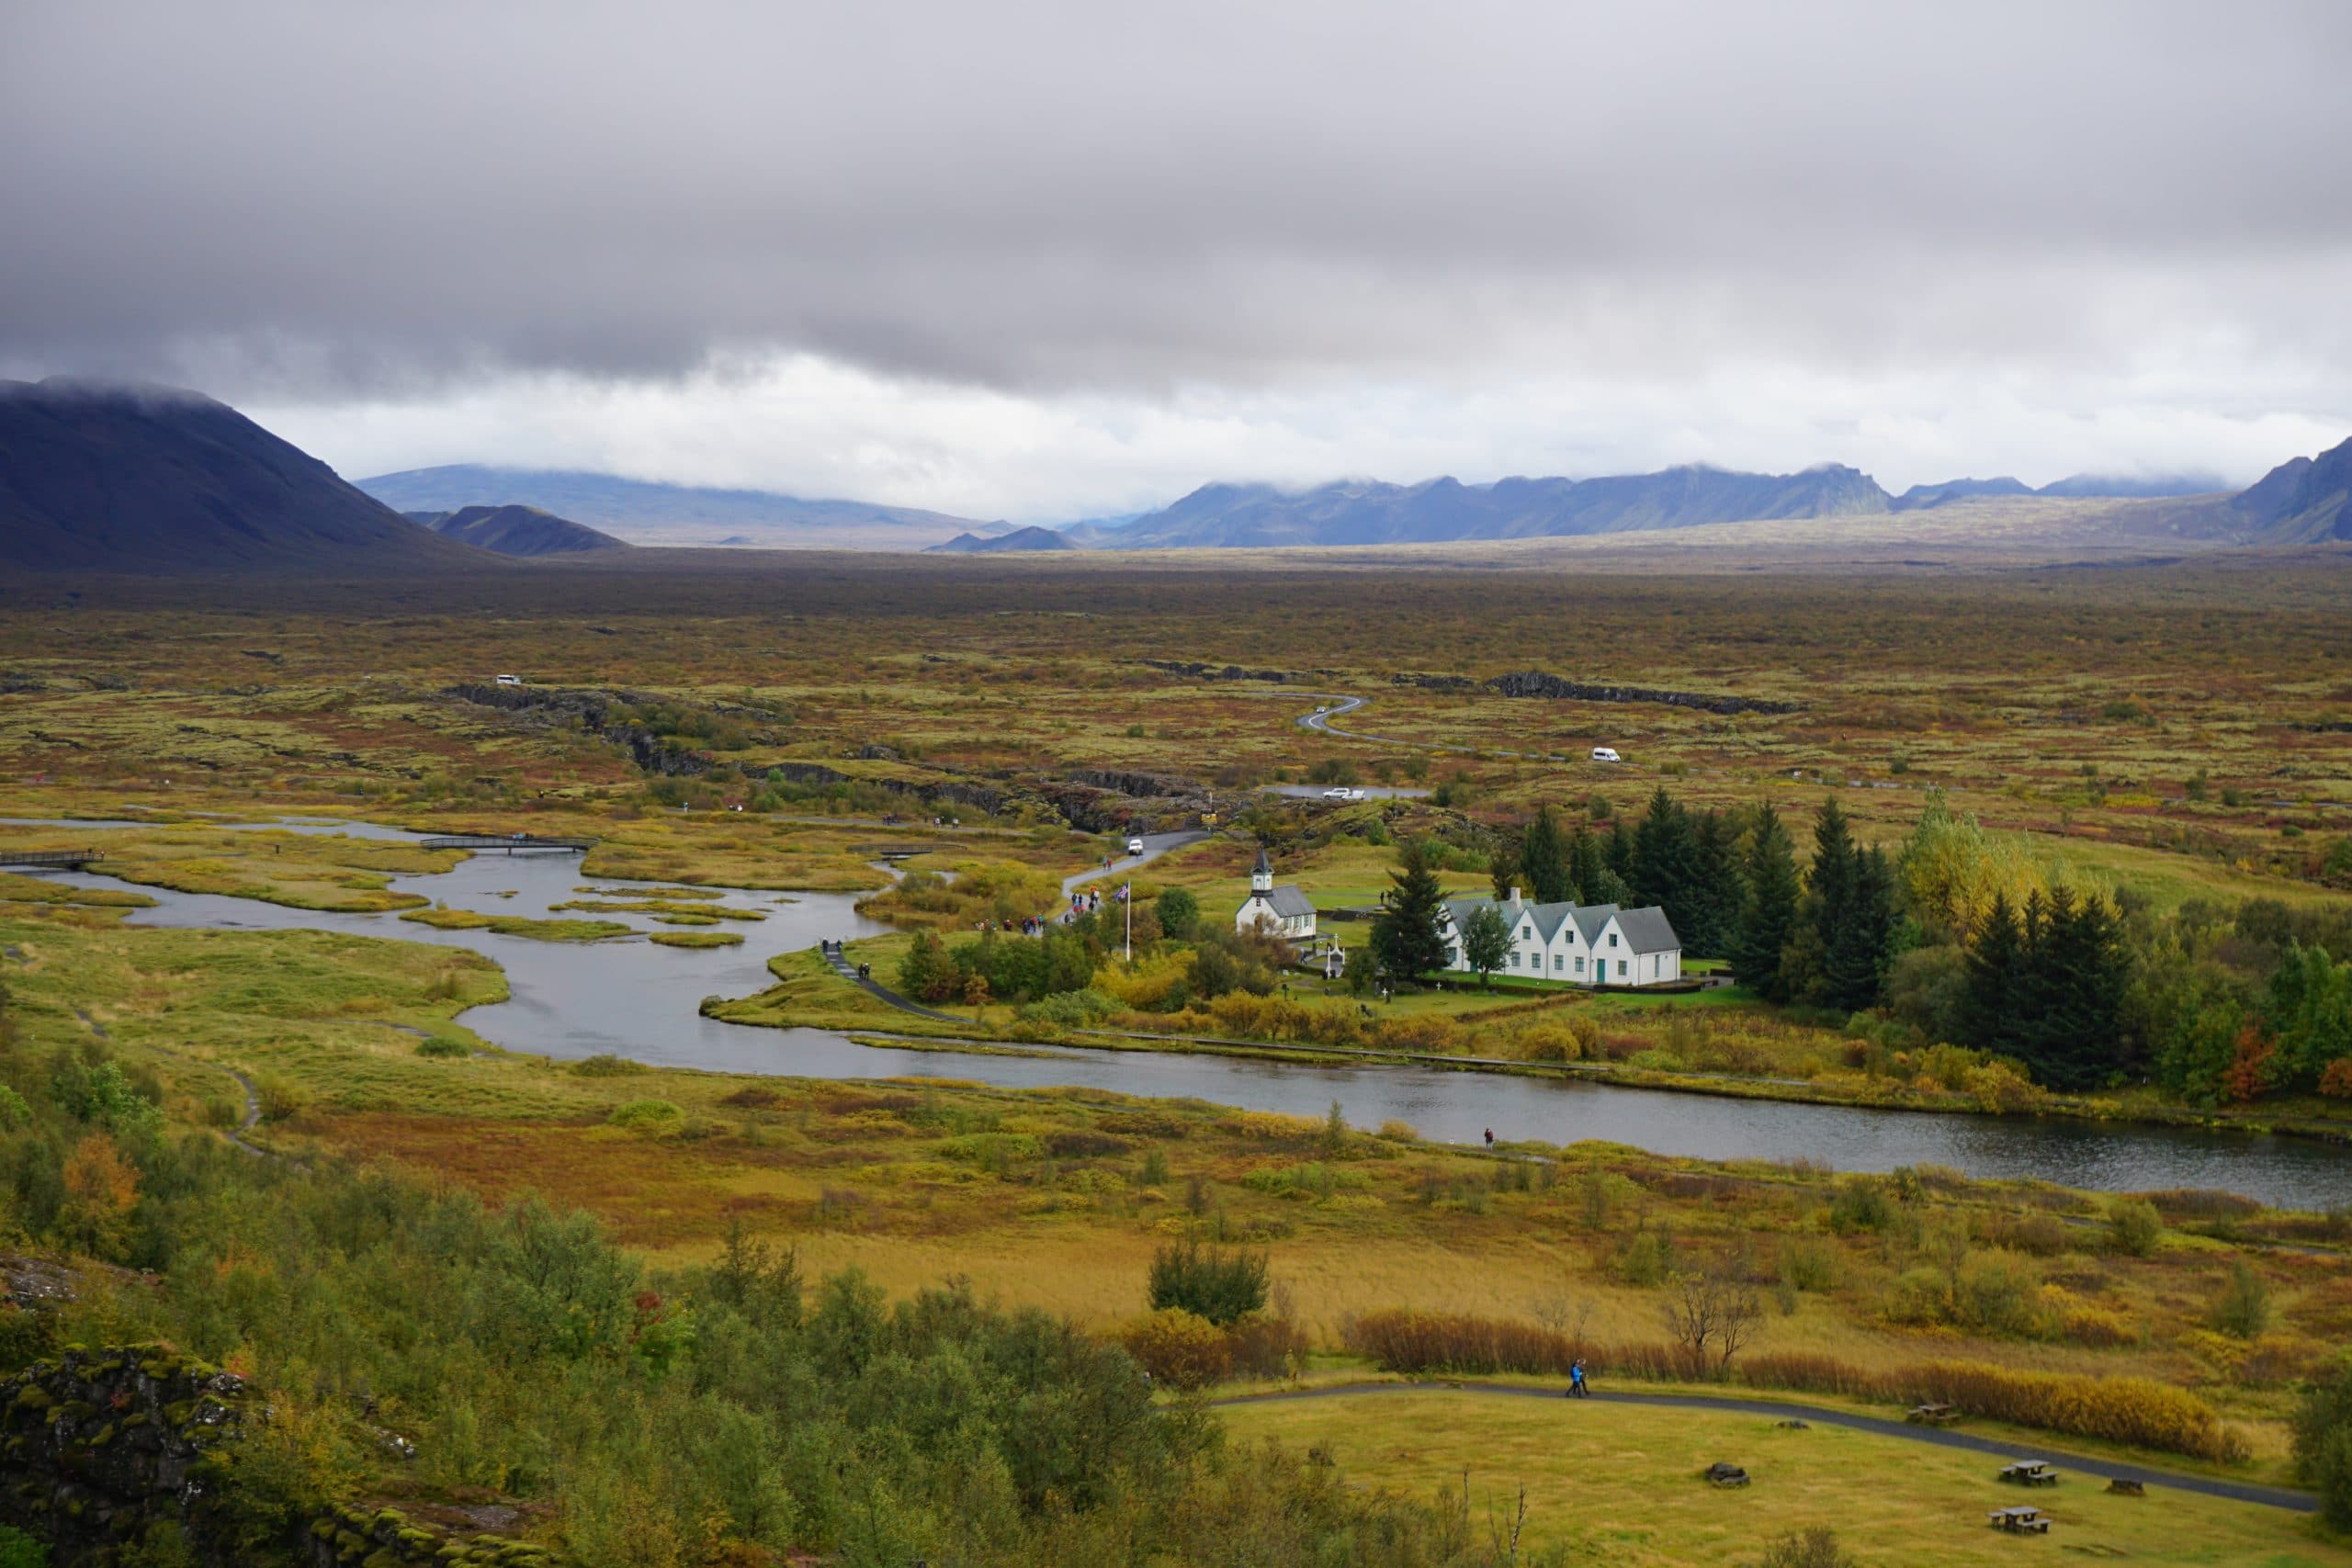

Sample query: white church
[1235,844,1317,942]
[1435,890,1683,987]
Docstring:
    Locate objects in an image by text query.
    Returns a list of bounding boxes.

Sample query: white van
[1125,836,1146,855]
[1590,746,1622,763]
[495,674,523,687]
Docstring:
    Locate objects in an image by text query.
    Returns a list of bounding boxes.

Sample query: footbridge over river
[417,834,600,853]
[0,848,106,870]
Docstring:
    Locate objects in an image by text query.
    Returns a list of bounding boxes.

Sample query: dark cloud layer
[6,0,2350,401]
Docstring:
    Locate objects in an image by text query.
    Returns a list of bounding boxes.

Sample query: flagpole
[1125,882,1132,964]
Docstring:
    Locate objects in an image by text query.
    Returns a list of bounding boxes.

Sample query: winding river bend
[9,821,2350,1209]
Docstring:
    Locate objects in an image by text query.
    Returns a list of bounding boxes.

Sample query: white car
[1591,746,1623,763]
[1343,787,1368,800]
[1320,786,1351,798]
[1125,836,1146,855]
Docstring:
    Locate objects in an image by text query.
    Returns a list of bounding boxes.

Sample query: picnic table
[1987,1505,2051,1534]
[1906,1402,1959,1425]
[1998,1461,2059,1486]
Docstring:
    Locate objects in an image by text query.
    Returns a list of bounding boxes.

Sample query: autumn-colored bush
[2318,1057,2352,1099]
[1899,1360,2246,1461]
[1343,1309,1581,1377]
[1121,1308,1232,1389]
[1737,1351,1892,1401]
[1225,1312,1309,1381]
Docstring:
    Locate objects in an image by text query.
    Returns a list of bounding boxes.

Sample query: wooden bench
[1998,1461,2059,1486]
[2105,1478,2144,1497]
[1907,1402,1959,1425]
[1988,1506,2051,1534]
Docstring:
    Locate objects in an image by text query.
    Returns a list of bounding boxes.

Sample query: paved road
[1060,829,1209,900]
[1209,1382,2317,1513]
[818,942,959,1021]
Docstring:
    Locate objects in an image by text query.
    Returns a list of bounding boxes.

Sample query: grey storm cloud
[5,0,2352,401]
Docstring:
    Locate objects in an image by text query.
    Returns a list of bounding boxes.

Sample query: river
[8,818,2349,1209]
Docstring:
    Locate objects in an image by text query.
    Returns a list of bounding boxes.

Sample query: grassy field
[1220,1390,2352,1565]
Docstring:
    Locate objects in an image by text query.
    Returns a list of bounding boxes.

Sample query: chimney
[1509,886,1521,904]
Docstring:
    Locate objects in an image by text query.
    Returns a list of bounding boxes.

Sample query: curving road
[1210,1382,2317,1513]
[1060,829,1209,900]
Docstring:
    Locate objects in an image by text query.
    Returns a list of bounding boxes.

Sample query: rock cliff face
[1483,671,1801,716]
[0,1345,559,1566]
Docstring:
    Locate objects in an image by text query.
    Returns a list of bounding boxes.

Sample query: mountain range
[357,465,1000,550]
[404,503,629,557]
[4,377,2346,572]
[1084,463,2240,549]
[0,378,485,573]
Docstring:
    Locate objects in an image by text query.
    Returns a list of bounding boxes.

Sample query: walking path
[818,941,959,1022]
[1209,1382,2319,1513]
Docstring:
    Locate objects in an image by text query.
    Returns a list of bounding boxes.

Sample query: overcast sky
[6,0,2350,519]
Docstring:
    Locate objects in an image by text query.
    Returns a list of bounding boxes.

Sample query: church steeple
[1250,843,1273,895]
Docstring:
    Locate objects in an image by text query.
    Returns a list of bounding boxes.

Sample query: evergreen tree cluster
[1958,886,2131,1090]
[1730,798,1897,1013]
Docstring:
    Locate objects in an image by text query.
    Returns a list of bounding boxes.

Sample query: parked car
[494,673,523,687]
[1125,836,1146,855]
[1321,786,1351,798]
[1591,746,1622,763]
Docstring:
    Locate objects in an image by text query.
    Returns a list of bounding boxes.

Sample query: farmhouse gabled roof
[1523,901,1579,942]
[1570,904,1622,945]
[1613,905,1681,954]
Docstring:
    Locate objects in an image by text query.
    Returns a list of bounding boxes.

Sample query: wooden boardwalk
[417,834,599,853]
[0,848,105,870]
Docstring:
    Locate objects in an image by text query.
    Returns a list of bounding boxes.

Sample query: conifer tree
[1568,827,1606,906]
[1687,808,1745,958]
[1961,890,2021,1055]
[1731,803,1802,999]
[1823,844,1896,1011]
[1520,804,1572,904]
[1606,817,1638,883]
[1372,838,1449,982]
[1632,786,1701,934]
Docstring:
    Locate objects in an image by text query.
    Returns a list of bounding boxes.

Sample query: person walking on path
[1483,1127,1494,1149]
[1568,1360,1589,1398]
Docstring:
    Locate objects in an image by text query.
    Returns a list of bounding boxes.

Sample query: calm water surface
[10,822,2350,1208]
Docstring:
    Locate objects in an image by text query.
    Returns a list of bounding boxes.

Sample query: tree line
[1369,786,2352,1101]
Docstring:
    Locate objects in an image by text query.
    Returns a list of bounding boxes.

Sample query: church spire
[1250,843,1273,894]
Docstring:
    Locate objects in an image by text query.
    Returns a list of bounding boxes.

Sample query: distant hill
[0,378,487,574]
[925,525,1073,554]
[2233,435,2352,544]
[2034,472,2227,499]
[407,503,628,557]
[1100,463,1893,549]
[356,465,995,550]
[1892,477,2033,511]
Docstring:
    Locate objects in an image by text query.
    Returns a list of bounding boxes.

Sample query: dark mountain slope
[0,378,486,573]
[2233,435,2352,544]
[412,503,629,556]
[1104,463,1892,549]
[925,525,1073,554]
[357,464,992,550]
[1893,477,2033,510]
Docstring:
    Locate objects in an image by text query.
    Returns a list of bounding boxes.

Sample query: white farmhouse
[1235,845,1317,942]
[1435,889,1682,987]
